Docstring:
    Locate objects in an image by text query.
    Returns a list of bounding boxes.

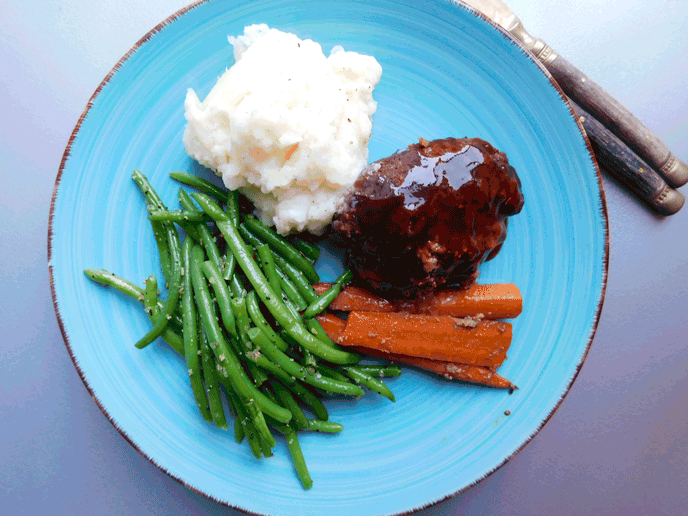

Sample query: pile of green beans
[83,170,400,489]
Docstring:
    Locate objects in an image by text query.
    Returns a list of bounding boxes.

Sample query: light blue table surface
[2,1,687,515]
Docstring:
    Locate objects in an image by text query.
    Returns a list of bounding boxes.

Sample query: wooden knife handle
[547,55,688,188]
[570,99,684,215]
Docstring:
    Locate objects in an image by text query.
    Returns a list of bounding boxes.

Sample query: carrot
[315,313,348,339]
[336,312,511,369]
[352,346,514,389]
[412,283,522,319]
[312,283,395,312]
[313,283,522,319]
[314,314,514,389]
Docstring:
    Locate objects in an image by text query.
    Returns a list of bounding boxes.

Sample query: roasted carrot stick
[314,314,514,389]
[352,347,514,389]
[312,283,395,312]
[336,312,511,369]
[315,313,348,339]
[313,283,522,319]
[412,283,522,319]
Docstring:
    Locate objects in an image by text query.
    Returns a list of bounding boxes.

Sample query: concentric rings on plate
[49,1,607,514]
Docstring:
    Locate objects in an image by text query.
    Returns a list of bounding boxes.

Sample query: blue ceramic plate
[50,1,608,514]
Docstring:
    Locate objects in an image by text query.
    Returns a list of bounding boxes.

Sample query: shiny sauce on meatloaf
[332,137,524,299]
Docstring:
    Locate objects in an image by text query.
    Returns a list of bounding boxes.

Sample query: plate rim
[48,0,610,513]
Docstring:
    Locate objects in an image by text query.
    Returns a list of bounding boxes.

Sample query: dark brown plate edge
[46,0,610,514]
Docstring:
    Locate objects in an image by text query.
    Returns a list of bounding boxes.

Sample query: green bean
[226,387,262,458]
[197,228,225,279]
[279,298,317,370]
[185,187,238,282]
[262,385,280,405]
[243,214,320,283]
[303,270,353,319]
[226,395,245,443]
[302,349,317,371]
[350,365,402,378]
[238,388,274,457]
[245,397,276,449]
[230,296,251,341]
[189,245,231,377]
[259,436,274,458]
[150,220,172,284]
[191,192,227,220]
[200,260,237,338]
[133,169,167,210]
[216,353,292,424]
[245,350,294,386]
[260,389,311,487]
[271,252,319,304]
[249,328,364,396]
[275,268,308,311]
[239,225,318,304]
[178,187,199,212]
[172,189,207,242]
[318,364,350,384]
[256,244,281,297]
[194,193,358,364]
[143,275,158,315]
[223,250,236,282]
[143,284,158,323]
[152,315,187,358]
[90,274,218,428]
[279,330,299,351]
[132,172,173,284]
[273,422,312,490]
[245,291,288,352]
[83,269,183,327]
[248,362,270,387]
[160,327,285,455]
[161,327,184,356]
[282,297,302,320]
[344,367,396,402]
[281,380,328,421]
[200,332,228,429]
[248,327,306,381]
[148,209,209,223]
[234,295,295,385]
[190,245,292,424]
[122,273,184,356]
[180,239,213,422]
[353,365,402,377]
[306,419,343,433]
[132,171,183,349]
[135,224,181,349]
[142,277,180,354]
[152,191,200,242]
[226,190,240,225]
[179,219,203,243]
[170,171,227,201]
[148,210,210,224]
[303,318,338,349]
[292,238,320,261]
[234,422,246,444]
[178,188,227,277]
[229,296,261,387]
[273,382,310,430]
[228,273,245,298]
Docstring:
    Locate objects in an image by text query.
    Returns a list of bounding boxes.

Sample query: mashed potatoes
[183,24,382,234]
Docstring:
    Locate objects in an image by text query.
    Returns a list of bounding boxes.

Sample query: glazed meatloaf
[332,137,524,299]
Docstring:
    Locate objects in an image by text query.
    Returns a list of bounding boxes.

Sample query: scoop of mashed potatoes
[183,24,382,234]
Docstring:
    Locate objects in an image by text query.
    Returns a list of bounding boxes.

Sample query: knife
[457,0,688,199]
